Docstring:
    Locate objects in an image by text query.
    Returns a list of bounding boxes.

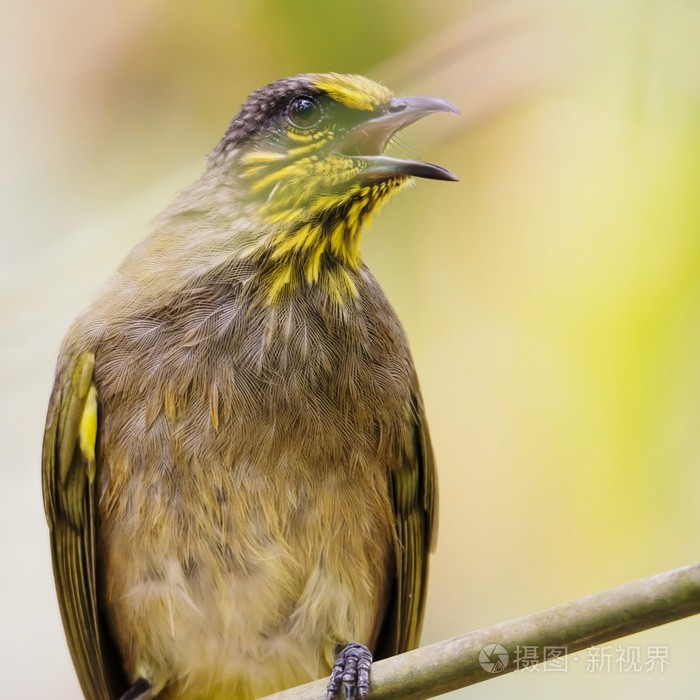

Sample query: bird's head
[206,73,459,301]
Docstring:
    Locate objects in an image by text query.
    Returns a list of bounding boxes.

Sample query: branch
[261,562,700,700]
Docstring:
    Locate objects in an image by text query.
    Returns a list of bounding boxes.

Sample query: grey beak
[338,96,460,182]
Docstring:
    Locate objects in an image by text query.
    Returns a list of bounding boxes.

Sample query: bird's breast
[91,277,413,696]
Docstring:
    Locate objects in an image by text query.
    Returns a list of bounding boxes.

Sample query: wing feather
[42,351,126,699]
[375,388,438,657]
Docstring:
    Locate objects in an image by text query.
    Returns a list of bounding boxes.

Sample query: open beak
[337,96,460,182]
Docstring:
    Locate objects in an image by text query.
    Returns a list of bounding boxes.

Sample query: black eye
[287,95,322,129]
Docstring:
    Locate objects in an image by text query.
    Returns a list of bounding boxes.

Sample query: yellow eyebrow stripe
[310,73,392,111]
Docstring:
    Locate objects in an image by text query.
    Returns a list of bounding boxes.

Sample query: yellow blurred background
[1,0,699,697]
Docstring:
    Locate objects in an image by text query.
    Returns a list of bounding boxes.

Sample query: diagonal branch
[260,562,700,700]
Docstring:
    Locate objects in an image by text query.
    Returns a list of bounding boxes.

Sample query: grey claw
[327,642,373,700]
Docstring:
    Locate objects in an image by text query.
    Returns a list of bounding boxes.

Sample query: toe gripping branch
[327,642,373,700]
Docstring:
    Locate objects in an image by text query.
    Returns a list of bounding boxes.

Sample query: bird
[42,72,458,700]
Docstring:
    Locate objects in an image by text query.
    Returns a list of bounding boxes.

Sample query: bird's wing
[42,351,126,700]
[375,389,438,657]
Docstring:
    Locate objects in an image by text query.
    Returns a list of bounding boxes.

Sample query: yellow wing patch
[309,73,393,111]
[79,384,98,482]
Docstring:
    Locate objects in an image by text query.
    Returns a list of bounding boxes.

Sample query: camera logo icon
[479,644,509,673]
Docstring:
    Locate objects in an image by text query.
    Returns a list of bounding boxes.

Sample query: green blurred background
[2,0,699,697]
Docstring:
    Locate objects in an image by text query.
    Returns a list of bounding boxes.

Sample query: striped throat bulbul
[43,73,458,700]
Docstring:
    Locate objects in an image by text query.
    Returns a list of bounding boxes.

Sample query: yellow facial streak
[267,264,292,302]
[271,224,318,260]
[287,130,323,144]
[305,238,328,284]
[239,151,286,167]
[249,162,302,194]
[287,137,332,158]
[330,220,348,259]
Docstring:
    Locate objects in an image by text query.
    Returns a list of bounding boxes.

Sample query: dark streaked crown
[212,77,319,157]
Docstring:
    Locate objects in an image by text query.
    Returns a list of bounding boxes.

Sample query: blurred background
[2,0,699,697]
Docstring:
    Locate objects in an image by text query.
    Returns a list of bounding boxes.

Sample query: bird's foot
[119,678,152,700]
[327,642,373,700]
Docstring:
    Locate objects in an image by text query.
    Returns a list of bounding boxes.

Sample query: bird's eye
[287,96,322,129]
